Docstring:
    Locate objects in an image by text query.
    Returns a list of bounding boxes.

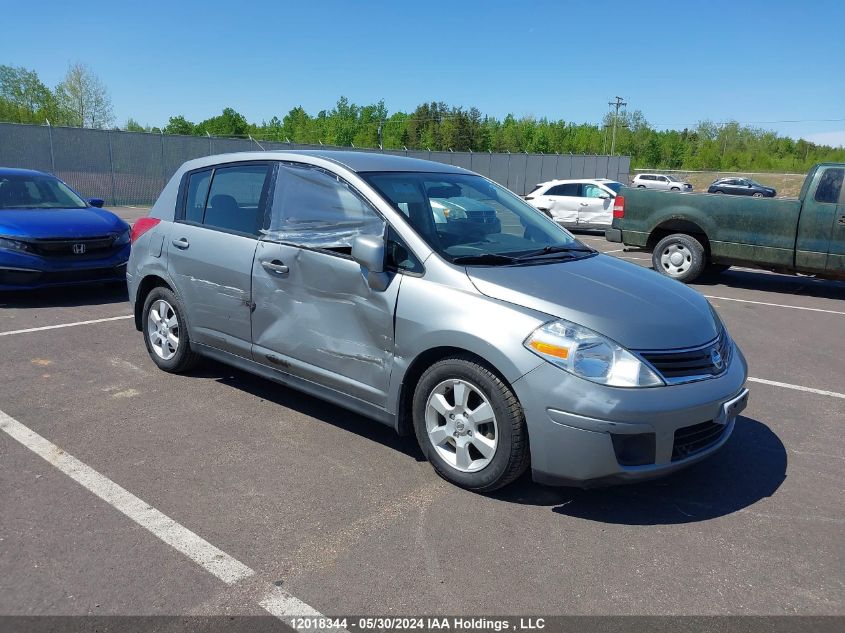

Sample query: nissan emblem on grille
[72,243,86,254]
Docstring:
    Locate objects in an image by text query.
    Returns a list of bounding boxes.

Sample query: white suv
[524,179,623,229]
[631,173,693,191]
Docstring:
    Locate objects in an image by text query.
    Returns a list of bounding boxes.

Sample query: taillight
[612,195,625,219]
[131,217,161,244]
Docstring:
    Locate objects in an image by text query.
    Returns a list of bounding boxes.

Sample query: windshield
[604,181,623,193]
[363,172,592,264]
[0,174,88,210]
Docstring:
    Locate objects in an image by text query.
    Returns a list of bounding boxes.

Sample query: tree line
[2,63,843,172]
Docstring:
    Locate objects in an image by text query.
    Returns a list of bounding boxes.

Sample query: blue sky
[2,0,844,145]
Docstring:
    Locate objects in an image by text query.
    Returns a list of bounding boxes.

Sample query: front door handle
[262,260,289,275]
[579,202,589,206]
[172,237,190,250]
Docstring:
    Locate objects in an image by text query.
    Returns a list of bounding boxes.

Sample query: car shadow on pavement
[694,269,845,300]
[0,282,129,308]
[492,416,786,525]
[188,360,427,462]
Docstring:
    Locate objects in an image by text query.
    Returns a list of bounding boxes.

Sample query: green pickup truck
[606,163,845,283]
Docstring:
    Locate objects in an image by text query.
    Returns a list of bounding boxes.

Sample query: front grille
[672,420,726,461]
[639,332,731,384]
[28,236,118,259]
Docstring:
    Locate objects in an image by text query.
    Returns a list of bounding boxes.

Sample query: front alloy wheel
[412,356,529,492]
[425,379,498,473]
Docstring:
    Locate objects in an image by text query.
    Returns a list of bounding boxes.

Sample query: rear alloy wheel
[413,357,529,492]
[652,233,706,283]
[142,286,200,373]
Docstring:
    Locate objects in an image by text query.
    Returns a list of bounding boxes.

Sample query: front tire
[752,192,764,198]
[652,233,706,283]
[142,286,200,373]
[412,357,529,492]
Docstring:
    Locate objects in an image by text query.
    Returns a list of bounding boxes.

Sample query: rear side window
[203,165,270,235]
[547,183,581,196]
[583,184,607,198]
[814,168,844,204]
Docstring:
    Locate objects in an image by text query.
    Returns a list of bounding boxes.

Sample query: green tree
[54,62,114,128]
[164,115,196,135]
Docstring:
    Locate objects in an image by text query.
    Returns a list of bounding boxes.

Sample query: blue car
[0,168,130,290]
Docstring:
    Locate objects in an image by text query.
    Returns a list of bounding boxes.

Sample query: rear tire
[412,356,529,492]
[142,286,201,373]
[652,233,706,283]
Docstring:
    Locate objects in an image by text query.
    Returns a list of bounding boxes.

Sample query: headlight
[0,237,33,253]
[524,319,664,387]
[113,229,131,246]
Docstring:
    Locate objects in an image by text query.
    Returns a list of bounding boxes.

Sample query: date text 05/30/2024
[287,617,547,631]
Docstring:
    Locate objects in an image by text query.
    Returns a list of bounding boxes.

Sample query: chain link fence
[0,122,631,206]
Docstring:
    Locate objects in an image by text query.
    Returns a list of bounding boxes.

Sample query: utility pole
[608,96,627,155]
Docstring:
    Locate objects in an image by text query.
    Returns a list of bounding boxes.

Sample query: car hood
[0,208,128,239]
[466,254,718,350]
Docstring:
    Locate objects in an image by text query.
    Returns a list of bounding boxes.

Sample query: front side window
[583,184,607,198]
[202,164,270,235]
[266,163,384,252]
[363,171,592,265]
[815,168,844,204]
[0,174,87,210]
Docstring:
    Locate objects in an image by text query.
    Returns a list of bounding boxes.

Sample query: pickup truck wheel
[653,233,706,283]
[412,357,529,492]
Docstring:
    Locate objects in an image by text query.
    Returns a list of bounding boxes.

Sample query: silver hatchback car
[128,151,748,491]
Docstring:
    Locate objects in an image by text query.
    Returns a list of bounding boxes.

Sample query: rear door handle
[262,260,289,275]
[171,237,190,250]
[579,202,589,206]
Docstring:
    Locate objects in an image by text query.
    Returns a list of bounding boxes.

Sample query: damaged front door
[250,163,399,408]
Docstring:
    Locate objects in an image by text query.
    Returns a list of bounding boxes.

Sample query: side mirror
[352,234,390,291]
[352,234,385,273]
[598,193,611,199]
[89,198,105,208]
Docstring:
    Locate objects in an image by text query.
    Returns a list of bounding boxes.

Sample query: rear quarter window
[814,168,844,204]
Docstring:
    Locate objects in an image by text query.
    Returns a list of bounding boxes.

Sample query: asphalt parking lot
[1,211,843,622]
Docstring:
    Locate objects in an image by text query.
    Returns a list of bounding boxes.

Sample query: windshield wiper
[451,253,518,265]
[515,245,595,261]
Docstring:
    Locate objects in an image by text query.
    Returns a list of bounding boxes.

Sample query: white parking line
[704,295,845,316]
[748,377,845,399]
[0,409,344,630]
[0,315,133,337]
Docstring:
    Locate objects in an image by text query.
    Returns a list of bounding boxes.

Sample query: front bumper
[512,344,749,487]
[0,245,130,290]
